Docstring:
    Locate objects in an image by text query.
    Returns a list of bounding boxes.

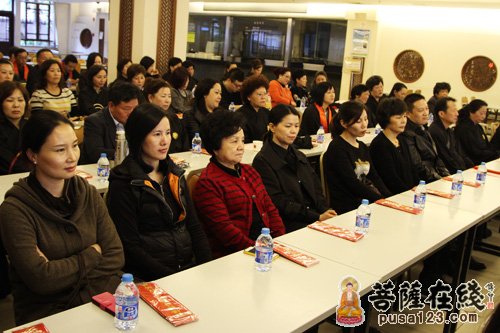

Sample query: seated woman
[184,78,222,142]
[0,58,14,83]
[193,110,285,258]
[253,105,336,232]
[290,69,309,106]
[29,59,78,117]
[369,98,418,194]
[109,58,132,88]
[237,75,270,143]
[144,78,190,153]
[77,64,108,116]
[169,66,193,115]
[0,81,32,175]
[324,101,391,214]
[107,104,211,281]
[0,110,124,324]
[455,99,499,164]
[388,82,408,101]
[268,67,296,108]
[139,56,160,79]
[247,58,263,77]
[311,71,328,90]
[78,52,103,88]
[126,64,146,91]
[299,81,337,136]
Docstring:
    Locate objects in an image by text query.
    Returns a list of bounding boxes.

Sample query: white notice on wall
[352,29,370,57]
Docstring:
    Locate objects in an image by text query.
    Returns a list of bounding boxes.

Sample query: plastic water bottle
[355,199,371,234]
[413,180,427,211]
[451,170,464,196]
[229,102,236,112]
[476,162,487,185]
[300,97,306,108]
[115,130,127,166]
[114,273,139,331]
[97,153,110,182]
[255,228,273,272]
[316,126,325,145]
[374,124,382,135]
[192,133,202,154]
[428,112,434,126]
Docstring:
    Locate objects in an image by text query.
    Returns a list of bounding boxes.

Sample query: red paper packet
[412,187,453,199]
[375,199,421,214]
[75,169,92,179]
[12,323,50,333]
[308,221,364,242]
[137,282,198,327]
[273,241,319,267]
[443,176,481,188]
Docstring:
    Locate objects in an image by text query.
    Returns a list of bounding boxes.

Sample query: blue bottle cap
[480,162,486,166]
[122,273,134,283]
[361,199,369,205]
[457,170,463,174]
[419,180,426,185]
[261,227,270,235]
[100,153,107,158]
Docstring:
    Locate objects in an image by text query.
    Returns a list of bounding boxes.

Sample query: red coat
[193,161,285,258]
[269,80,293,108]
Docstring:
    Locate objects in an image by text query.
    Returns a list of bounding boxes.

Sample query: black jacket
[107,156,211,281]
[237,104,269,143]
[491,128,500,150]
[369,132,418,194]
[184,103,209,143]
[299,103,336,136]
[400,119,450,182]
[80,108,118,164]
[219,81,242,108]
[428,120,474,174]
[253,141,329,232]
[455,117,499,165]
[77,86,109,116]
[166,108,190,153]
[324,136,391,214]
[0,118,28,175]
[365,95,380,128]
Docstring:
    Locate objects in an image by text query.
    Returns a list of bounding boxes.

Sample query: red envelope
[273,241,319,267]
[308,221,364,242]
[375,199,421,214]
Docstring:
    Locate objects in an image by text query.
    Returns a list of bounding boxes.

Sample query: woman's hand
[91,243,102,254]
[319,209,337,221]
[36,246,49,262]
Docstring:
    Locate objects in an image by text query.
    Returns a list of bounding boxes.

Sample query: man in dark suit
[26,48,53,95]
[80,82,141,164]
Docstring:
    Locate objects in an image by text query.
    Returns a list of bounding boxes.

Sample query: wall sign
[393,50,424,83]
[462,56,497,92]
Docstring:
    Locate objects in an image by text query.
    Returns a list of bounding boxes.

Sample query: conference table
[2,153,498,332]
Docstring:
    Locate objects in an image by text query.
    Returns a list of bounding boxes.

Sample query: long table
[3,153,498,332]
[5,249,379,333]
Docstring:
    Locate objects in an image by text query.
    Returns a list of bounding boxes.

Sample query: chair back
[319,150,330,203]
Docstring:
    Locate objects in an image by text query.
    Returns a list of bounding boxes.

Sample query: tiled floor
[1,218,498,332]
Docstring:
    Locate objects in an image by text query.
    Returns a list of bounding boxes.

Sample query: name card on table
[412,187,454,199]
[442,176,481,188]
[375,199,421,215]
[273,241,320,267]
[308,221,364,242]
[12,323,50,333]
[138,282,198,327]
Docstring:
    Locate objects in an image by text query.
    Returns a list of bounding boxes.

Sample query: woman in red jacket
[268,67,296,108]
[193,110,285,258]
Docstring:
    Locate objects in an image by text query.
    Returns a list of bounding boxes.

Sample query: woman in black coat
[369,98,418,194]
[107,104,211,281]
[324,101,391,214]
[455,99,499,164]
[299,81,338,136]
[253,104,336,232]
[77,65,109,116]
[237,75,270,143]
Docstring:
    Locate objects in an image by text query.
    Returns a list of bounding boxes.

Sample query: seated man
[427,82,450,113]
[12,48,32,83]
[26,48,53,95]
[400,93,449,182]
[62,54,81,87]
[219,68,244,108]
[428,97,473,174]
[80,82,141,164]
